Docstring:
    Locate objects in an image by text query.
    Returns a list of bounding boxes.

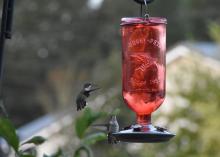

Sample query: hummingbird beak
[91,124,108,131]
[89,84,100,92]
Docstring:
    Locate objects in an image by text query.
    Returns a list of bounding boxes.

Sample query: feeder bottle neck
[137,114,151,125]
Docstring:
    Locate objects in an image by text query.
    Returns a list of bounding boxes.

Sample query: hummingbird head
[83,83,100,92]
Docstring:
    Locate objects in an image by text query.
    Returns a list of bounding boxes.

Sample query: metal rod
[0,0,15,103]
[5,0,15,39]
[0,0,9,83]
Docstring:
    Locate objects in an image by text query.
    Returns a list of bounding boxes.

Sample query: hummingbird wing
[76,93,87,111]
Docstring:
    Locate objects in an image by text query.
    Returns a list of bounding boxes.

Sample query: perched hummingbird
[108,115,120,144]
[108,115,120,133]
[76,83,100,111]
[92,115,120,144]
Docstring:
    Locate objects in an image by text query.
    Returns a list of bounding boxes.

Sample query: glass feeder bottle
[121,17,167,128]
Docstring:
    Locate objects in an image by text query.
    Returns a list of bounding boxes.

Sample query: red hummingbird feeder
[112,0,175,143]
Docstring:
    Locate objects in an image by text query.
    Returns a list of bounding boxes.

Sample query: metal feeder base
[112,125,175,143]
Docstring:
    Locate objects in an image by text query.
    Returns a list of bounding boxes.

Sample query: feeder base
[112,124,175,143]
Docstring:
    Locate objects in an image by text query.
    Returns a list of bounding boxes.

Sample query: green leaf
[75,108,107,139]
[83,132,107,145]
[74,145,93,157]
[22,136,46,146]
[20,155,35,157]
[0,118,19,152]
[42,149,64,157]
[19,146,37,157]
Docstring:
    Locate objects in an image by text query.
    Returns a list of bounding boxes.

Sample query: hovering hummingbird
[92,115,120,144]
[76,83,100,111]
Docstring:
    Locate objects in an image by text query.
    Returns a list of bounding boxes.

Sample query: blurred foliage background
[0,0,220,156]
